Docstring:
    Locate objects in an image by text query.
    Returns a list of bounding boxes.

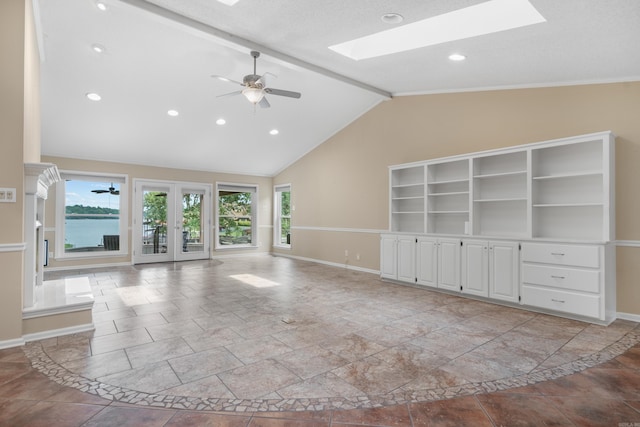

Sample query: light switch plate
[0,188,17,202]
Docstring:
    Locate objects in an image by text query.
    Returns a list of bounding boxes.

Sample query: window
[55,172,127,258]
[274,184,291,248]
[217,183,257,248]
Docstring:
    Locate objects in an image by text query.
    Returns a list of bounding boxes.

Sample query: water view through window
[64,179,121,252]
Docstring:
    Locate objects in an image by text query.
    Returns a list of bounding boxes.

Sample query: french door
[133,180,211,264]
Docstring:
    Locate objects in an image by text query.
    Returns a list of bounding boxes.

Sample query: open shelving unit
[427,159,470,235]
[390,165,425,233]
[388,131,614,243]
[472,151,528,238]
[531,139,607,241]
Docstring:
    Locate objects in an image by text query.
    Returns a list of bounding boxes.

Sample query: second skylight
[329,0,546,60]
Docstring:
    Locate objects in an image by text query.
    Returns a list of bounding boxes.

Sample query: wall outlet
[344,249,348,257]
[0,188,17,203]
[356,253,360,261]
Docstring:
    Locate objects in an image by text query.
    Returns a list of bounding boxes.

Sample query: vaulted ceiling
[37,0,640,176]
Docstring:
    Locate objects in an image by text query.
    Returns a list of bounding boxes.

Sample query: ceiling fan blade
[259,96,270,108]
[264,88,301,99]
[211,74,244,86]
[257,72,277,88]
[217,90,243,98]
[91,189,109,194]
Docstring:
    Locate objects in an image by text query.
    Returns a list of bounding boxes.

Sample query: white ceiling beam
[117,0,392,99]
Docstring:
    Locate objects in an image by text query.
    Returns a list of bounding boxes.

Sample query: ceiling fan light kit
[242,86,265,104]
[215,50,301,109]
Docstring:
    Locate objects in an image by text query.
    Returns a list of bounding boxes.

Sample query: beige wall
[275,81,640,315]
[41,156,274,268]
[0,0,28,342]
[23,0,40,163]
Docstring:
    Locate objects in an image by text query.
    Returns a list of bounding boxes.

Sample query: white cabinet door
[462,240,488,297]
[397,235,417,283]
[489,241,519,303]
[380,234,397,279]
[416,236,438,287]
[438,238,461,291]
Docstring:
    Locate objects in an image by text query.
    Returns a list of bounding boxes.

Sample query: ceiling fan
[91,183,119,195]
[213,51,301,108]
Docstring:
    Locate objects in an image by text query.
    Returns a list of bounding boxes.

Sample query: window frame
[55,171,128,259]
[273,184,291,249]
[215,182,258,250]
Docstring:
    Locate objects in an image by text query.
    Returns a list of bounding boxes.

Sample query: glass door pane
[134,182,174,264]
[176,189,207,261]
[142,190,169,255]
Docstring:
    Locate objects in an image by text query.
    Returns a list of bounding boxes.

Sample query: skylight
[329,0,546,60]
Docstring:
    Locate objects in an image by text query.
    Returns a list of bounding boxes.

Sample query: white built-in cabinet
[382,131,616,324]
[416,237,437,287]
[383,235,460,292]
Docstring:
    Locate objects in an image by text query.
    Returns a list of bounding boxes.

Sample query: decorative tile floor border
[23,328,640,412]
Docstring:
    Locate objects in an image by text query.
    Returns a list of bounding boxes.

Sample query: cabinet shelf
[391,183,424,188]
[533,170,602,180]
[533,203,603,208]
[475,198,527,203]
[428,178,468,185]
[392,196,424,201]
[428,210,469,214]
[392,211,425,214]
[474,170,527,179]
[428,191,469,197]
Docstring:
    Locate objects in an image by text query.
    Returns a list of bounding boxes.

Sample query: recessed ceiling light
[167,110,179,117]
[381,13,404,24]
[216,118,226,125]
[96,2,107,11]
[216,0,240,5]
[329,0,545,60]
[86,92,101,101]
[449,53,466,61]
[92,44,106,54]
[269,129,279,136]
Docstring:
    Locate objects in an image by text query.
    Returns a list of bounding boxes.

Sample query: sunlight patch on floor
[230,274,281,288]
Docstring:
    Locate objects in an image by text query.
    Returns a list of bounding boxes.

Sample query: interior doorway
[133,180,212,264]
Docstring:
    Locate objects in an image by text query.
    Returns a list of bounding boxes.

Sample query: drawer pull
[551,252,565,256]
[551,275,565,279]
[551,298,566,303]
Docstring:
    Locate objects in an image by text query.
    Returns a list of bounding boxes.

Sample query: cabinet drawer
[521,284,601,319]
[521,243,599,268]
[522,264,600,293]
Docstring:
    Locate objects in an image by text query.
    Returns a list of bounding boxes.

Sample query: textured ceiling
[37,0,640,176]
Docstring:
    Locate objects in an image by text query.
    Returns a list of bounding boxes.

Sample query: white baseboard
[23,323,95,343]
[275,253,380,276]
[616,312,640,323]
[44,261,131,272]
[0,338,26,350]
[211,252,270,260]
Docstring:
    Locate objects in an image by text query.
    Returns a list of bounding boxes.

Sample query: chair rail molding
[0,243,27,252]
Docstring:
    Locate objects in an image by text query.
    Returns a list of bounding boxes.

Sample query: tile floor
[1,255,639,425]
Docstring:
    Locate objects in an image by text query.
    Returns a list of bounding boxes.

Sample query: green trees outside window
[218,190,253,245]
